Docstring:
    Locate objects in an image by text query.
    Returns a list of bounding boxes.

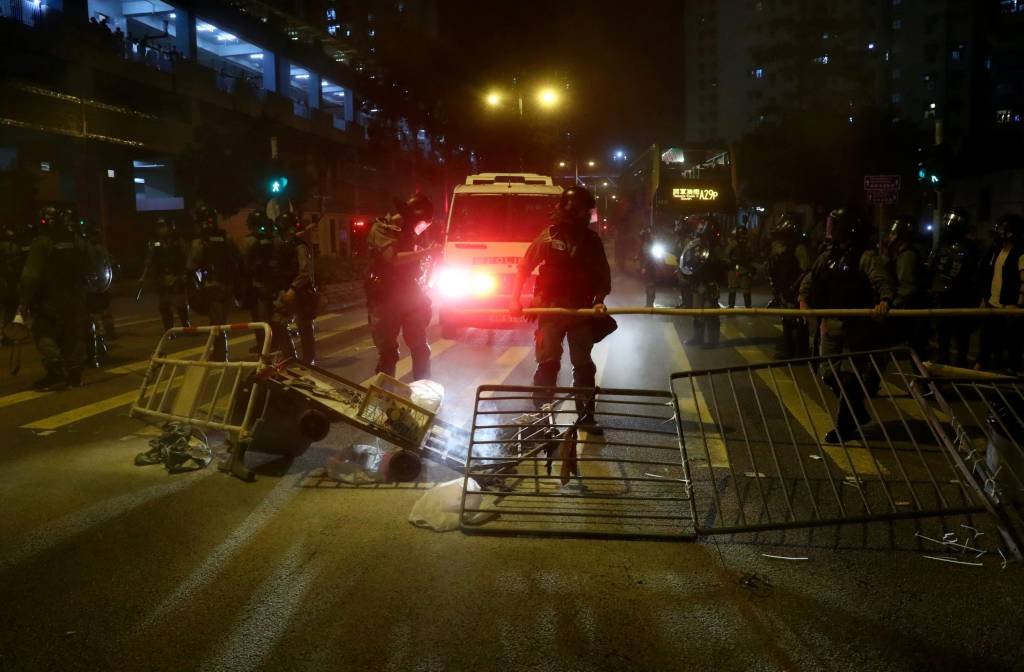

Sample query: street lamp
[536,87,560,109]
[484,91,503,108]
[558,161,567,168]
[587,160,596,168]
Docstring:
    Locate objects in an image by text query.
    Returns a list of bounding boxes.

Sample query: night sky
[435,0,687,162]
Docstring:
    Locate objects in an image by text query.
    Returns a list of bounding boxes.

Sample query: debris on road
[922,555,984,567]
[409,477,493,532]
[761,554,809,561]
[134,422,212,473]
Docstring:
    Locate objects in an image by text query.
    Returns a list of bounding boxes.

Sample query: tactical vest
[929,240,977,303]
[152,239,185,276]
[768,241,803,302]
[535,227,602,308]
[199,230,233,284]
[811,250,874,309]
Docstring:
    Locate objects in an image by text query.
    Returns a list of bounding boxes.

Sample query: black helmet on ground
[941,209,969,240]
[398,192,434,226]
[826,207,869,250]
[772,212,801,240]
[557,185,596,221]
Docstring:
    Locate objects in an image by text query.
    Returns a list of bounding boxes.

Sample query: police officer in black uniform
[928,210,980,367]
[977,213,1024,373]
[140,216,191,333]
[767,212,811,359]
[78,216,115,367]
[679,216,726,348]
[0,220,22,345]
[799,207,894,444]
[18,206,94,389]
[510,185,610,420]
[726,224,755,309]
[240,210,284,354]
[366,193,437,380]
[883,216,930,355]
[276,211,319,365]
[187,206,239,360]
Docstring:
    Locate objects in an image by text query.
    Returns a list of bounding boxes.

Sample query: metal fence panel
[460,385,694,539]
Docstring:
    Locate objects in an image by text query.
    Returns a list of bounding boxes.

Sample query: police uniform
[520,222,611,395]
[188,221,239,359]
[680,229,726,347]
[928,234,979,367]
[141,229,190,332]
[366,212,433,380]
[767,237,811,359]
[240,222,284,352]
[885,239,929,355]
[0,225,22,340]
[20,217,94,388]
[799,243,894,443]
[725,232,755,308]
[278,227,318,365]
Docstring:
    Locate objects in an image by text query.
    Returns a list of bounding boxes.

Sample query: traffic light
[268,176,289,194]
[349,218,369,256]
[916,144,951,187]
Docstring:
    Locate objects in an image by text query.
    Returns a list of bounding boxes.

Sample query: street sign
[864,175,901,191]
[864,174,901,205]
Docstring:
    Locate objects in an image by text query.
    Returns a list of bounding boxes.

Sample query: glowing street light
[484,91,503,108]
[613,149,627,161]
[587,160,596,168]
[558,161,567,168]
[536,87,561,109]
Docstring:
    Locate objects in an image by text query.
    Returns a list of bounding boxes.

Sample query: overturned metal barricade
[670,348,1024,557]
[460,385,693,539]
[129,323,271,479]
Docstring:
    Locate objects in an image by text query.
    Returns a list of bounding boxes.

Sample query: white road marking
[0,470,213,573]
[361,339,457,386]
[196,540,317,672]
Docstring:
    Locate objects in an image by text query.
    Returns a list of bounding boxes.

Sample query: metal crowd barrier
[460,385,692,539]
[129,323,272,478]
[670,348,1023,557]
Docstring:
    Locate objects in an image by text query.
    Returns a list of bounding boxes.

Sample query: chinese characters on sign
[672,187,719,201]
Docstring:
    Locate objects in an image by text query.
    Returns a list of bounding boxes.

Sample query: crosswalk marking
[661,323,729,467]
[362,339,457,386]
[0,390,52,410]
[721,320,889,477]
[484,346,533,387]
[19,312,368,431]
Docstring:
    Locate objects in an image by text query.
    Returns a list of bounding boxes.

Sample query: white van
[434,173,563,338]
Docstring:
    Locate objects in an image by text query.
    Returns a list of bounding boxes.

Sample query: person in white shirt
[977,214,1024,373]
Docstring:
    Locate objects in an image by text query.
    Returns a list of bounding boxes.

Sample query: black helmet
[38,205,61,230]
[398,192,434,225]
[826,207,868,250]
[195,206,217,230]
[994,213,1023,243]
[941,209,969,240]
[772,212,801,240]
[247,210,274,236]
[276,211,299,236]
[557,185,596,220]
[888,216,916,243]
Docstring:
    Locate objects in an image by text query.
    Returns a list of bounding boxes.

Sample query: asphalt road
[1,276,1022,672]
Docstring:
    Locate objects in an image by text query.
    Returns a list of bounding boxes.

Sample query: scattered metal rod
[761,554,809,561]
[922,555,984,567]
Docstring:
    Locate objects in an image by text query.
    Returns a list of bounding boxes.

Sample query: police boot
[66,367,83,388]
[743,292,752,309]
[727,291,736,309]
[33,368,67,391]
[685,319,705,346]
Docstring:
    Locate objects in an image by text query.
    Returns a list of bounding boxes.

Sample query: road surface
[0,276,1021,672]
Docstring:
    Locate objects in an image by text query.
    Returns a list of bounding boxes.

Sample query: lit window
[40,161,51,172]
[892,18,902,29]
[814,55,830,64]
[751,67,765,79]
[327,24,337,35]
[997,109,1012,123]
[107,169,116,178]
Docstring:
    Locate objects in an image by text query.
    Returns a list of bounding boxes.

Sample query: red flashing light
[353,220,367,229]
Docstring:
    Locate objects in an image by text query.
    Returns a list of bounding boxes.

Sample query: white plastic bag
[408,477,493,532]
[409,379,444,415]
[324,444,385,484]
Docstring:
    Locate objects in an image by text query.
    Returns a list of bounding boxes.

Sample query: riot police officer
[883,216,929,355]
[674,216,696,309]
[240,210,284,354]
[510,185,611,422]
[18,205,94,389]
[977,213,1024,373]
[187,206,239,360]
[140,216,191,332]
[928,210,980,367]
[679,216,726,348]
[799,208,893,444]
[0,221,22,345]
[767,213,811,359]
[638,224,681,308]
[366,193,437,380]
[726,224,755,308]
[276,211,319,365]
[79,216,115,367]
